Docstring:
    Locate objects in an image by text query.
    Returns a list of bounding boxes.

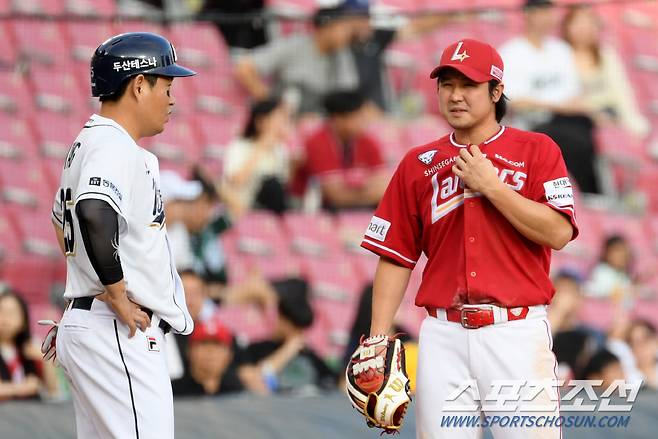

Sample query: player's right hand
[107,294,151,338]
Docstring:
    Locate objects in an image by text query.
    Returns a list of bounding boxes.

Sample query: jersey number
[60,188,75,255]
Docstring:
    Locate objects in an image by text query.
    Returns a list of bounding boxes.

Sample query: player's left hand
[452,145,502,196]
[38,320,59,362]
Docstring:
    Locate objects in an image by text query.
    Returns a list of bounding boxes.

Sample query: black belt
[71,296,171,334]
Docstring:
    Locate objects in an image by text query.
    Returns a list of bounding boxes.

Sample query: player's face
[189,342,232,378]
[525,6,556,37]
[438,70,496,131]
[140,76,175,136]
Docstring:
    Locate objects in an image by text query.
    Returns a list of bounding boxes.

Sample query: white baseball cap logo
[450,41,470,62]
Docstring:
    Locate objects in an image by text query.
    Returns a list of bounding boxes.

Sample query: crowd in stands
[1,0,657,407]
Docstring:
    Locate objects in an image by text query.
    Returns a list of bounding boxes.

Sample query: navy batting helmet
[90,32,196,98]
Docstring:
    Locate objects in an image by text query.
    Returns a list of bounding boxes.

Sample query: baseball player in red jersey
[360,39,579,438]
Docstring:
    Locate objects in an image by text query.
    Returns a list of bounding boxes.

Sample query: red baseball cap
[189,319,232,345]
[430,39,504,83]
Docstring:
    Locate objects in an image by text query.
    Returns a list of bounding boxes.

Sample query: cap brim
[153,63,197,77]
[430,64,491,83]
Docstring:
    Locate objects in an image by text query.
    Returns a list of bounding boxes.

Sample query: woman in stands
[562,4,649,137]
[0,289,58,400]
[223,97,292,214]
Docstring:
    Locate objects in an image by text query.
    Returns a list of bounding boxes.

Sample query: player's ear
[491,82,504,103]
[132,74,146,99]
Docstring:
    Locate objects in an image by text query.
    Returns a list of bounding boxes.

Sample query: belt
[426,304,531,329]
[71,296,171,334]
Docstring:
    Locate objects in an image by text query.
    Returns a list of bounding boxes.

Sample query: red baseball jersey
[361,126,579,308]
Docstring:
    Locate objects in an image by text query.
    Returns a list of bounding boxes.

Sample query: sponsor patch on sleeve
[365,216,391,242]
[543,177,573,207]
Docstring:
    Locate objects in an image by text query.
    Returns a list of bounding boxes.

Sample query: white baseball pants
[415,306,561,439]
[56,299,174,439]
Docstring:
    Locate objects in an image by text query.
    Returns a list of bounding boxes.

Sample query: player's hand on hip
[452,145,501,196]
[107,294,151,338]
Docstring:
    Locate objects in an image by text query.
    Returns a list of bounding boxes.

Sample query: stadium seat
[1,255,60,304]
[10,0,63,15]
[402,116,451,148]
[10,205,61,257]
[66,20,115,63]
[577,298,617,332]
[214,304,276,344]
[633,299,658,330]
[282,211,341,257]
[365,119,404,165]
[11,19,69,66]
[168,22,231,72]
[310,297,357,356]
[113,20,165,37]
[142,117,203,165]
[336,210,372,253]
[303,316,336,359]
[29,66,87,115]
[0,205,21,260]
[0,21,18,67]
[188,71,248,115]
[195,113,244,160]
[64,0,116,17]
[0,159,54,209]
[33,112,81,160]
[0,70,35,115]
[0,115,39,160]
[304,256,363,302]
[595,126,646,164]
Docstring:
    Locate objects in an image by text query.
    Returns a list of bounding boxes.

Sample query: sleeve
[245,38,294,76]
[51,188,63,228]
[360,158,422,268]
[75,142,133,218]
[528,135,579,240]
[223,140,248,179]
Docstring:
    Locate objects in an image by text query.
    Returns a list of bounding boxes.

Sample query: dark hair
[190,164,219,201]
[562,5,601,66]
[312,7,347,28]
[323,89,366,115]
[627,319,657,344]
[276,279,314,329]
[581,349,620,380]
[179,269,202,280]
[553,268,584,285]
[488,80,508,123]
[0,290,31,361]
[99,74,159,103]
[600,234,631,265]
[243,97,282,140]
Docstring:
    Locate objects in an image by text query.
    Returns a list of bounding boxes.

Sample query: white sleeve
[75,142,134,217]
[553,43,581,101]
[499,40,531,100]
[223,140,249,178]
[51,188,63,227]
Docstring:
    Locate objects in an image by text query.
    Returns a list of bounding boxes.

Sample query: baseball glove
[345,334,411,434]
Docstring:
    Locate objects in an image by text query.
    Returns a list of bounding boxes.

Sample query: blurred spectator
[553,329,598,382]
[0,290,58,400]
[562,5,649,138]
[499,0,600,193]
[224,97,292,214]
[167,270,218,379]
[234,7,359,115]
[201,0,268,50]
[118,0,194,19]
[345,0,458,112]
[237,280,337,395]
[172,319,244,396]
[585,235,635,303]
[292,89,388,211]
[548,269,585,334]
[581,349,625,390]
[608,319,658,390]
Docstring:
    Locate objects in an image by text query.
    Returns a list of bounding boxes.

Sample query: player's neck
[453,121,501,146]
[99,104,142,142]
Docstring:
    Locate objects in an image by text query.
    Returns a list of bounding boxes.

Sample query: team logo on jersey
[89,177,101,186]
[365,216,391,242]
[418,150,438,165]
[147,336,159,352]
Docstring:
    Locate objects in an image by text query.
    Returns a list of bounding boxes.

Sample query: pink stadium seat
[0,0,10,13]
[310,298,357,356]
[365,119,403,165]
[577,298,617,332]
[403,116,451,148]
[594,126,645,163]
[371,0,426,13]
[66,21,115,63]
[0,206,21,259]
[29,67,86,115]
[559,206,602,267]
[0,159,54,209]
[64,0,116,17]
[0,70,34,115]
[336,210,372,253]
[267,0,316,15]
[169,78,196,116]
[0,22,18,67]
[11,0,63,15]
[114,20,165,37]
[304,256,362,302]
[195,113,244,160]
[0,115,39,160]
[11,205,61,257]
[282,211,341,257]
[2,256,59,304]
[11,19,69,66]
[33,112,81,160]
[168,22,231,72]
[142,117,203,165]
[188,72,248,115]
[303,316,335,359]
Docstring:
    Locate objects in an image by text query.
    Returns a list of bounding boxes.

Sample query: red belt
[426,305,530,329]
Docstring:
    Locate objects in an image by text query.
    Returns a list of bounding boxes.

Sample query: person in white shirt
[223,96,291,214]
[499,0,600,193]
[50,33,195,439]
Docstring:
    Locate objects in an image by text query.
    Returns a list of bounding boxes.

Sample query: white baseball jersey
[52,114,193,335]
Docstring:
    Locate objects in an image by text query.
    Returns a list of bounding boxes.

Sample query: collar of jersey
[449,126,506,148]
[85,114,133,139]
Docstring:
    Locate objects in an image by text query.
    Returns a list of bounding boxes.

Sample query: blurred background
[0,0,657,437]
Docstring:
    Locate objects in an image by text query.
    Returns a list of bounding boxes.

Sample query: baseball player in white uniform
[49,33,196,438]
